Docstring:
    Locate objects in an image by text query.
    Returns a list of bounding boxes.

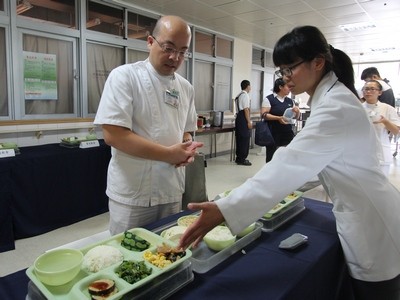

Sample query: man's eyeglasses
[275,60,305,78]
[151,36,191,59]
[362,87,380,92]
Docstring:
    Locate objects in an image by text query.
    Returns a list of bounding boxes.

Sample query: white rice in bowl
[82,245,123,273]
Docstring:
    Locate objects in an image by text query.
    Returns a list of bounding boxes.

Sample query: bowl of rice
[82,245,123,273]
[177,215,199,227]
[160,226,187,243]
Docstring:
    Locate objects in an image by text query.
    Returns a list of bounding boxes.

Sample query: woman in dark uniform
[261,78,300,162]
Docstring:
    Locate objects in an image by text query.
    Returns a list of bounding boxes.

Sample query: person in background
[362,79,400,176]
[361,67,396,107]
[234,80,252,166]
[94,15,202,235]
[180,26,400,300]
[261,78,300,162]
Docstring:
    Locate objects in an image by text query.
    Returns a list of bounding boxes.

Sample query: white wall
[232,38,252,97]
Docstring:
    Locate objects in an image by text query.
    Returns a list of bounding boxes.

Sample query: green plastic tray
[263,191,303,219]
[26,228,192,300]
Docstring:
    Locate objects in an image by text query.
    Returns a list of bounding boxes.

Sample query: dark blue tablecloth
[170,199,353,300]
[0,141,111,252]
[0,198,354,300]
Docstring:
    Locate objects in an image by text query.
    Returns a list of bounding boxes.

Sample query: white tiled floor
[1,146,399,277]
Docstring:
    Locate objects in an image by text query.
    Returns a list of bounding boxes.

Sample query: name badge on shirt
[165,89,180,108]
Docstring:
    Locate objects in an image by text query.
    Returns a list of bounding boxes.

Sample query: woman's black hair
[273,26,359,98]
[273,78,286,94]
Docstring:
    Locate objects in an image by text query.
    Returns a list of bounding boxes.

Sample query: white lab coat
[217,72,400,281]
[362,101,400,174]
[94,59,197,207]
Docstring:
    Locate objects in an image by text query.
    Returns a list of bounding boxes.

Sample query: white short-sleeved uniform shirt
[94,59,197,207]
[237,91,250,111]
[363,101,400,165]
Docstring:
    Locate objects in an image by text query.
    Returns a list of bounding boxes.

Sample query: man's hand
[174,141,204,167]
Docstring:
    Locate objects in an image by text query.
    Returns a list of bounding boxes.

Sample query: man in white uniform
[94,16,200,235]
[234,80,252,166]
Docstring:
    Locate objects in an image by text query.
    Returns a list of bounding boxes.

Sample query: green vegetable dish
[115,260,152,284]
[121,231,151,251]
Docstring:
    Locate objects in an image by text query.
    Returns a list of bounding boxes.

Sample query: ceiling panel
[109,0,400,62]
[266,2,313,17]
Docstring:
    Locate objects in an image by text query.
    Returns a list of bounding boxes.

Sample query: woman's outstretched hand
[178,201,225,249]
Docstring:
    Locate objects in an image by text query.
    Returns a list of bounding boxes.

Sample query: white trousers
[108,199,180,235]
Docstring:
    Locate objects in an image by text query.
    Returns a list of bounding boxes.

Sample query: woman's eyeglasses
[362,87,380,92]
[151,36,191,59]
[275,60,305,77]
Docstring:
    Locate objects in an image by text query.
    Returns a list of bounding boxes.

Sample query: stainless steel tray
[153,219,263,274]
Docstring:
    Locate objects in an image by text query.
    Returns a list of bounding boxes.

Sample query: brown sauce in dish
[89,281,109,290]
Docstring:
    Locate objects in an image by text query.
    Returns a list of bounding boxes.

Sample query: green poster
[24,51,58,100]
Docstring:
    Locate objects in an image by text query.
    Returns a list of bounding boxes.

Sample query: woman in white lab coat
[180,26,400,299]
[362,79,400,176]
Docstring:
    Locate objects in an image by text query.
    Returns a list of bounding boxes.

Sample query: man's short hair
[361,67,380,80]
[241,80,250,90]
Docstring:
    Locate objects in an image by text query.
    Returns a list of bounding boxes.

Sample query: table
[0,198,354,300]
[171,198,353,300]
[0,141,111,252]
[195,124,235,159]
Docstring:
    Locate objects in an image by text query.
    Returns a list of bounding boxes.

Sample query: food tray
[262,191,303,218]
[59,136,97,148]
[26,228,192,300]
[0,142,20,155]
[259,198,305,232]
[27,260,193,300]
[153,219,263,274]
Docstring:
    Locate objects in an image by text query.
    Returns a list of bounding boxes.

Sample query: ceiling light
[339,21,376,32]
[16,0,33,15]
[370,47,395,52]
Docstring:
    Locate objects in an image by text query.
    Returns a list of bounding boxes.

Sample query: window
[216,37,232,59]
[87,1,123,36]
[0,27,7,116]
[22,33,76,116]
[215,64,231,111]
[251,69,262,111]
[252,48,263,66]
[16,0,76,29]
[127,12,156,41]
[194,60,213,111]
[0,0,4,11]
[252,47,275,110]
[127,48,148,63]
[87,42,124,114]
[195,31,213,56]
[193,31,233,112]
[176,59,189,79]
